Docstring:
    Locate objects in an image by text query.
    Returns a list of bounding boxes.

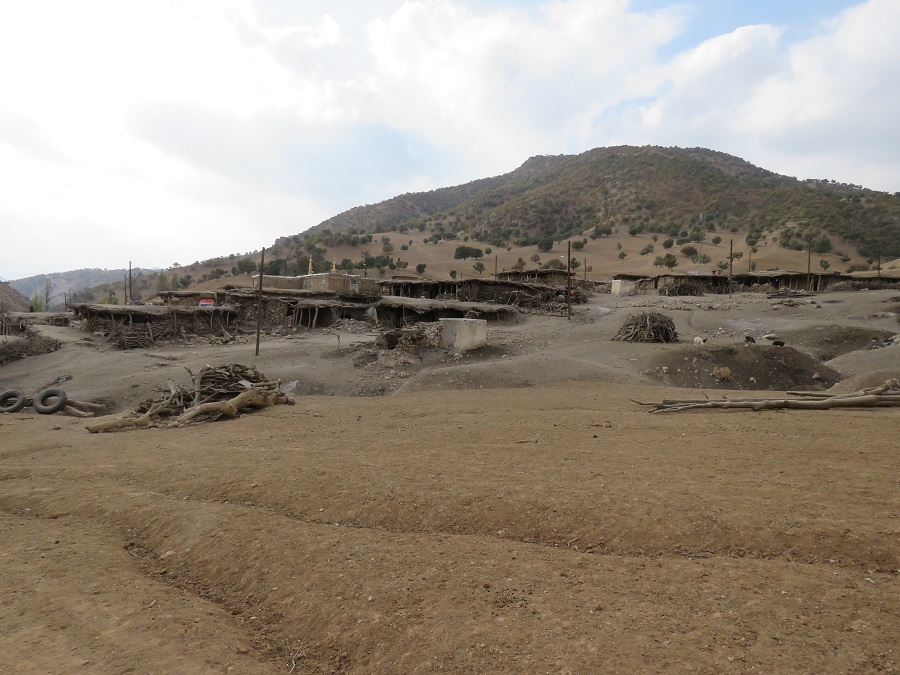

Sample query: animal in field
[693,336,707,346]
[771,340,785,347]
[744,336,756,346]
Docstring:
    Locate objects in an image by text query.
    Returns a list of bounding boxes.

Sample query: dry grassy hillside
[0,281,29,312]
[68,222,881,303]
[290,225,868,283]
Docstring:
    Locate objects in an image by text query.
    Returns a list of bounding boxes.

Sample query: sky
[1,0,898,280]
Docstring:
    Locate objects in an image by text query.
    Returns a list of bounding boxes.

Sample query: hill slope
[304,146,900,260]
[0,281,30,312]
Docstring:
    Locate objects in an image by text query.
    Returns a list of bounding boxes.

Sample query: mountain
[9,268,159,310]
[0,281,30,312]
[302,146,900,260]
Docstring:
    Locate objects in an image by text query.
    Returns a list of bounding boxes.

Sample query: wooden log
[86,414,152,433]
[63,405,95,418]
[67,400,105,412]
[166,387,288,428]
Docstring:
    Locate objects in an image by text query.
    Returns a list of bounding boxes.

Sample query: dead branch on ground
[633,380,900,413]
[85,363,293,433]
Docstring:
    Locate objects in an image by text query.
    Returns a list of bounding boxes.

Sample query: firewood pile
[110,322,176,349]
[86,363,293,433]
[658,280,704,297]
[612,312,679,343]
[634,379,900,413]
[767,290,813,298]
[0,333,61,366]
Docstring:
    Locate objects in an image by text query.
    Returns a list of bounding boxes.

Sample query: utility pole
[876,242,882,278]
[128,261,133,304]
[255,248,265,356]
[696,213,703,275]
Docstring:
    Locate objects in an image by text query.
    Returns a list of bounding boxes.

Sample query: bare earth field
[1,290,898,673]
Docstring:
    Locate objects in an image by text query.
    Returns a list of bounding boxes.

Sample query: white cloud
[1,0,898,279]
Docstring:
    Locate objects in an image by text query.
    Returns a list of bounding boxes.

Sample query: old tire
[0,390,27,414]
[32,388,68,415]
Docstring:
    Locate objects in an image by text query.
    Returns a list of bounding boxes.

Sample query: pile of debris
[659,280,704,297]
[86,363,292,433]
[612,312,679,343]
[0,332,61,366]
[378,324,442,351]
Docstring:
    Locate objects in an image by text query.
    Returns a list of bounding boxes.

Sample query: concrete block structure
[439,318,487,352]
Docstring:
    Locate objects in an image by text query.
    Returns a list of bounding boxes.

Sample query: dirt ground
[1,290,898,673]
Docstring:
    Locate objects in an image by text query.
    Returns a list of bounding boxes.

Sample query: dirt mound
[775,325,896,361]
[647,345,840,391]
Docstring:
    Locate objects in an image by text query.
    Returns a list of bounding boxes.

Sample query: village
[2,256,900,674]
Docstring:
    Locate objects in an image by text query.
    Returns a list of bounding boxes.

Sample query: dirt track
[1,290,899,673]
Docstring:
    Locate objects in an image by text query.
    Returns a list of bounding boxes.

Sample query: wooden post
[566,240,572,321]
[877,242,881,278]
[806,234,813,291]
[728,239,733,298]
[128,261,133,304]
[494,254,498,278]
[255,248,265,356]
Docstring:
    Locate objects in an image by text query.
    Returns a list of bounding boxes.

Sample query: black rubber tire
[0,389,27,414]
[32,388,68,415]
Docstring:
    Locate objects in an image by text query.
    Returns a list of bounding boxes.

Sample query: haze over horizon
[2,0,898,280]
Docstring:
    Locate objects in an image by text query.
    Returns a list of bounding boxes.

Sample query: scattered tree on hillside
[415,263,426,275]
[454,245,483,260]
[819,259,831,270]
[235,258,256,274]
[530,253,541,264]
[473,261,485,275]
[449,270,457,279]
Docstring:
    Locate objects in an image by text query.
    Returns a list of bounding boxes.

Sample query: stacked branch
[659,280,704,297]
[612,312,679,343]
[634,379,900,413]
[0,333,61,366]
[86,363,292,433]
